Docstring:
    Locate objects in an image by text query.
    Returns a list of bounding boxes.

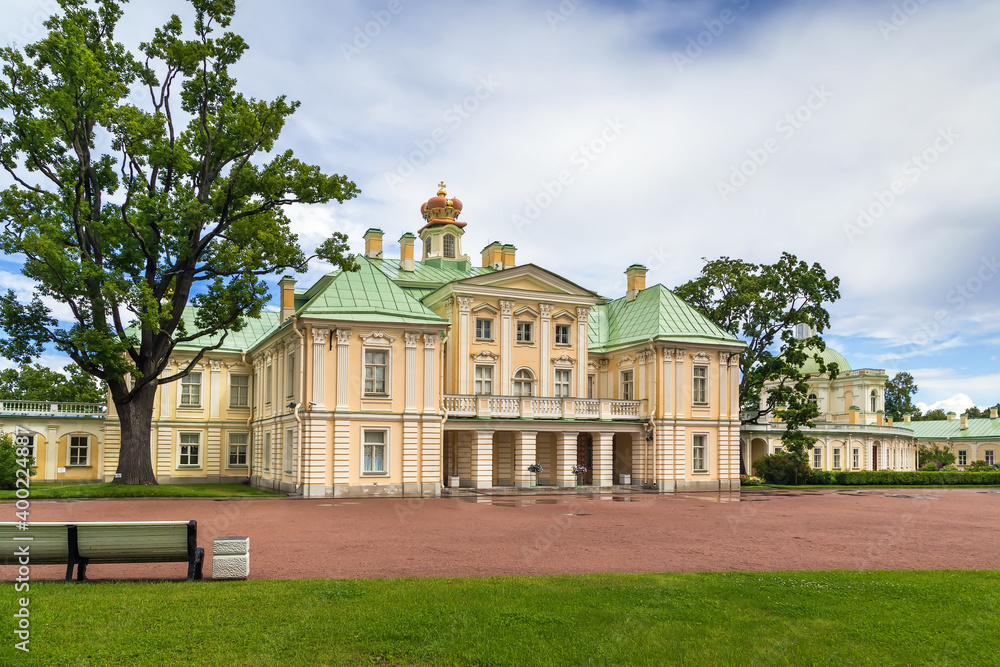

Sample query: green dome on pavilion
[799,346,851,376]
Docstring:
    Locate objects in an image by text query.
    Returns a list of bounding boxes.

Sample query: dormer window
[443,234,455,258]
[423,236,431,259]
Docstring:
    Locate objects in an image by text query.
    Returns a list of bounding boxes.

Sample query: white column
[457,297,473,394]
[209,360,221,420]
[335,329,351,410]
[312,329,327,409]
[404,332,418,413]
[674,349,685,419]
[555,431,577,488]
[540,303,552,395]
[662,350,673,418]
[500,300,514,395]
[160,361,173,418]
[422,333,437,413]
[593,432,614,487]
[576,307,590,398]
[514,431,538,488]
[471,429,494,489]
[718,353,728,419]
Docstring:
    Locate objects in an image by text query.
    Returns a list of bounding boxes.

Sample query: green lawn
[2,571,997,666]
[0,482,281,500]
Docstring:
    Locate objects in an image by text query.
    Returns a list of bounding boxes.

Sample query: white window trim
[284,428,295,474]
[852,447,860,470]
[620,370,634,401]
[958,449,968,466]
[833,447,842,470]
[67,433,90,467]
[692,432,709,474]
[229,374,250,408]
[692,365,709,406]
[361,426,390,476]
[227,432,249,469]
[286,352,296,399]
[178,371,203,409]
[474,317,495,342]
[515,320,535,345]
[263,432,271,471]
[553,367,573,398]
[812,446,823,469]
[553,322,573,347]
[474,362,496,396]
[512,367,536,397]
[264,364,273,405]
[363,343,392,398]
[177,431,203,469]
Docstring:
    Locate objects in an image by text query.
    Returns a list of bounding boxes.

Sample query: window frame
[958,449,968,466]
[474,364,494,395]
[178,432,202,468]
[852,447,860,470]
[442,233,455,258]
[363,347,391,397]
[229,374,250,408]
[19,434,36,460]
[621,370,634,401]
[812,447,822,469]
[692,365,708,405]
[68,434,89,467]
[554,368,572,398]
[870,390,877,412]
[361,428,389,476]
[179,371,202,408]
[554,323,571,346]
[986,450,995,466]
[515,321,534,344]
[692,433,709,473]
[265,364,273,405]
[512,368,534,397]
[263,432,271,471]
[474,317,494,341]
[227,432,249,469]
[286,352,296,399]
[284,428,294,474]
[833,447,842,470]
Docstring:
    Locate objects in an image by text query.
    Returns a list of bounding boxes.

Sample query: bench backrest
[0,523,70,564]
[0,521,195,565]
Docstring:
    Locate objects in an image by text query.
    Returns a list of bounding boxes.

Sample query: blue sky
[3,0,998,412]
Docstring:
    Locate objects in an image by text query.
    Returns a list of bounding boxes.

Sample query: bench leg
[76,559,88,581]
[65,561,74,582]
[189,547,205,581]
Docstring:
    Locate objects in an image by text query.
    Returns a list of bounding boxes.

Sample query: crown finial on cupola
[420,181,465,228]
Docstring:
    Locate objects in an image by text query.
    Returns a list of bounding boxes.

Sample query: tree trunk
[113,381,158,485]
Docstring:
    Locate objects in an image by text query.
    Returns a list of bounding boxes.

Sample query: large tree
[0,0,358,484]
[0,362,105,403]
[883,371,919,421]
[675,253,841,477]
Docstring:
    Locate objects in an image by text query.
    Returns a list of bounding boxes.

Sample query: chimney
[279,275,296,322]
[903,414,911,422]
[991,408,998,419]
[946,412,956,420]
[399,233,416,272]
[849,406,859,425]
[887,417,894,427]
[626,264,647,302]
[482,242,503,269]
[502,244,516,269]
[960,414,968,429]
[876,412,884,426]
[363,228,384,258]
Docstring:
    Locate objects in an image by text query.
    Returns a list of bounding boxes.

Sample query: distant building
[898,411,1000,467]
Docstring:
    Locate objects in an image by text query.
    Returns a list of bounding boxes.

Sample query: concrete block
[214,536,250,556]
[212,553,249,579]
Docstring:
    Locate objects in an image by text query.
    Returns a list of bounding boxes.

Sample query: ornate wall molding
[539,303,552,318]
[471,350,499,362]
[551,354,576,366]
[422,333,438,349]
[691,351,712,363]
[404,332,419,348]
[617,355,634,367]
[335,329,352,345]
[360,331,396,345]
[312,329,329,345]
[457,296,475,313]
[499,300,515,315]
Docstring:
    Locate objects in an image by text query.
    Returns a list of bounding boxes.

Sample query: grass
[0,482,281,500]
[2,570,998,666]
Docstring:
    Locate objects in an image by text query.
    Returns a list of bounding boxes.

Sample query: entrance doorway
[576,433,593,485]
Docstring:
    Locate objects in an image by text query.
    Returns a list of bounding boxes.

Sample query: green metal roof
[898,418,1000,440]
[170,309,280,353]
[368,257,495,288]
[588,285,741,352]
[800,346,852,375]
[295,257,448,325]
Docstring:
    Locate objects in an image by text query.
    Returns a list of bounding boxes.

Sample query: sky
[2,0,999,411]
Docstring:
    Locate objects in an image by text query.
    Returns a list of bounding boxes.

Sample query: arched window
[871,390,878,412]
[443,234,455,258]
[513,368,534,396]
[808,393,818,404]
[423,236,431,259]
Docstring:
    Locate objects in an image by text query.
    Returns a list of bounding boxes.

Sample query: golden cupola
[418,182,470,269]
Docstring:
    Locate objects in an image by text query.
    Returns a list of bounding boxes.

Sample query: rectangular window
[180,372,202,407]
[68,435,89,466]
[587,375,595,400]
[621,370,634,401]
[958,450,968,466]
[363,430,387,474]
[554,369,571,398]
[263,432,271,471]
[474,365,493,395]
[852,447,860,470]
[554,324,570,346]
[692,366,708,404]
[986,450,995,466]
[19,435,35,459]
[813,447,822,469]
[516,321,533,343]
[284,428,294,473]
[228,433,248,468]
[364,349,388,395]
[692,434,708,472]
[265,365,272,404]
[775,445,783,453]
[475,318,493,340]
[833,448,841,470]
[230,375,249,408]
[179,433,200,467]
[286,353,295,398]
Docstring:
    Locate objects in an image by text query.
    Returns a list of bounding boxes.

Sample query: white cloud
[915,394,976,416]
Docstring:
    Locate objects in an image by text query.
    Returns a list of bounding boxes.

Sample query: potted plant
[527,462,542,487]
[572,464,587,486]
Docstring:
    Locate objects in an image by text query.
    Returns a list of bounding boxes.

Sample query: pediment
[455,264,598,298]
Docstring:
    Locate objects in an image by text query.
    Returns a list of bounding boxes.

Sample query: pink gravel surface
[4,487,999,581]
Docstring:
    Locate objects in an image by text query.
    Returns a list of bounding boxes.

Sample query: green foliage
[0,432,35,490]
[0,0,358,482]
[966,460,993,471]
[0,362,104,402]
[966,405,999,418]
[829,470,1000,485]
[739,474,763,486]
[919,444,956,467]
[884,372,919,420]
[920,462,941,472]
[752,452,812,485]
[674,253,840,458]
[913,409,948,421]
[806,470,836,485]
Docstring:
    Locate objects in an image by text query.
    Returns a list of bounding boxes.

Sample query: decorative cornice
[422,333,437,349]
[499,300,515,316]
[551,354,576,366]
[335,329,352,346]
[514,306,539,319]
[597,359,609,370]
[576,306,590,322]
[311,329,329,345]
[360,331,396,345]
[471,350,499,362]
[663,349,673,361]
[209,360,222,371]
[539,303,552,318]
[457,296,475,313]
[674,348,686,362]
[472,302,499,314]
[587,360,599,371]
[550,308,575,321]
[617,355,634,367]
[404,332,419,348]
[691,351,712,363]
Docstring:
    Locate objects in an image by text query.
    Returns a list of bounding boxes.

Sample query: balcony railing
[443,395,645,421]
[0,401,107,418]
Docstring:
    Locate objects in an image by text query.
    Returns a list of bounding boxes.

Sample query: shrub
[828,470,1000,486]
[919,444,955,468]
[966,460,992,471]
[919,462,940,472]
[940,464,959,471]
[740,474,764,486]
[0,433,35,490]
[806,470,836,485]
[752,453,811,485]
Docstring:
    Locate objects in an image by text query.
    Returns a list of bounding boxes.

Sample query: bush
[0,433,35,490]
[941,464,959,471]
[752,453,811,485]
[919,444,955,468]
[806,470,836,485]
[827,470,1000,486]
[966,460,992,471]
[919,462,941,472]
[740,474,764,486]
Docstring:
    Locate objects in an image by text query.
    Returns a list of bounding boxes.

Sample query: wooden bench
[0,521,204,581]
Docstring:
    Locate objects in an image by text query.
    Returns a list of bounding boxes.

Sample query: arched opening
[512,368,534,396]
[871,389,878,412]
[576,433,593,485]
[613,433,633,485]
[750,438,768,472]
[443,234,455,258]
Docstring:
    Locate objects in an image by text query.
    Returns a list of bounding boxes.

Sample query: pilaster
[312,328,328,409]
[540,303,552,396]
[471,429,494,489]
[457,297,473,394]
[514,430,538,488]
[335,329,351,410]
